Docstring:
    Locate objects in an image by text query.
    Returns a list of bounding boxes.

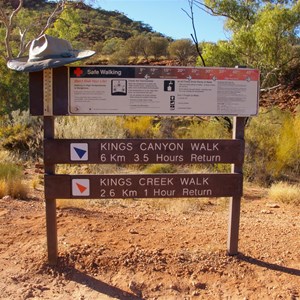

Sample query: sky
[97,0,228,42]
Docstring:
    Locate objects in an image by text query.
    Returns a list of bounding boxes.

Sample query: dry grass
[56,199,91,209]
[0,162,28,199]
[268,181,300,205]
[0,179,28,199]
[0,180,7,197]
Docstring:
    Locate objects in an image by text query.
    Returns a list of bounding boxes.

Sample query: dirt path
[0,185,299,299]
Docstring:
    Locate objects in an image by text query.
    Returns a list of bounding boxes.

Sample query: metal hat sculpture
[7,34,95,72]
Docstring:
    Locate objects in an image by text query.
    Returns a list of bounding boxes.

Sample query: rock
[260,209,273,214]
[169,283,179,291]
[192,281,206,289]
[128,280,143,297]
[266,203,280,208]
[2,195,12,201]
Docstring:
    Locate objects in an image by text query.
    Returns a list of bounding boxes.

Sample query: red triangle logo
[76,183,87,194]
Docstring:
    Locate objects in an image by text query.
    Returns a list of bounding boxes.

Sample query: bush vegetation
[268,182,300,205]
[0,108,299,189]
[0,110,43,160]
[2,116,297,203]
[0,0,299,202]
[0,163,28,199]
[245,109,300,185]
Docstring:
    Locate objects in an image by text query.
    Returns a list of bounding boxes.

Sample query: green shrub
[119,116,158,138]
[273,113,300,176]
[0,110,43,160]
[55,116,126,175]
[0,163,28,199]
[0,163,22,179]
[244,108,290,185]
[144,163,177,174]
[55,116,125,138]
[185,118,231,139]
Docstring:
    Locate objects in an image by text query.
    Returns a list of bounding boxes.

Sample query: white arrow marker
[70,143,88,161]
[72,179,90,196]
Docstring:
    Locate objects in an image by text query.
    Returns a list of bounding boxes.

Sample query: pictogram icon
[74,67,83,77]
[70,143,88,161]
[72,179,90,196]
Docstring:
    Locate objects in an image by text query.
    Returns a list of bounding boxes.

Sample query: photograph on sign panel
[111,80,127,96]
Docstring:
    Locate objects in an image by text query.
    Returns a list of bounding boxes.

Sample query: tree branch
[38,0,65,36]
[193,0,238,22]
[16,1,67,57]
[0,0,24,60]
[182,0,206,66]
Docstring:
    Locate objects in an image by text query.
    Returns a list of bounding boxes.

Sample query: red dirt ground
[0,180,299,299]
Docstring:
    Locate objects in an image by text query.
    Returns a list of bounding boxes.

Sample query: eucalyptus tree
[191,0,300,87]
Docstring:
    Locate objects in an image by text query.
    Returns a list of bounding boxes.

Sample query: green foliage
[55,116,125,139]
[46,7,83,43]
[199,1,300,87]
[168,39,198,65]
[273,113,300,175]
[244,108,290,185]
[144,164,177,174]
[204,0,258,26]
[125,35,150,60]
[0,110,43,160]
[201,41,239,67]
[0,162,28,199]
[0,162,22,180]
[102,37,125,55]
[119,116,158,139]
[77,5,154,45]
[148,36,169,59]
[184,118,231,139]
[0,66,29,114]
[109,48,129,65]
[0,1,166,115]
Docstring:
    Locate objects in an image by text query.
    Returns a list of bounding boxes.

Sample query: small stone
[261,209,273,214]
[128,280,142,297]
[2,195,12,201]
[57,211,63,218]
[266,203,280,208]
[192,281,206,289]
[169,284,179,291]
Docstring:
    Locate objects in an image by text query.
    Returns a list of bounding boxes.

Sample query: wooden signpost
[29,65,259,265]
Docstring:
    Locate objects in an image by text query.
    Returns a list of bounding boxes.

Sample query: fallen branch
[260,84,282,92]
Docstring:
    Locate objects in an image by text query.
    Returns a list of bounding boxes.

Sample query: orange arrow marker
[76,183,87,194]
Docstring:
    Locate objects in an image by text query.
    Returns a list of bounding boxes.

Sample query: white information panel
[69,66,260,116]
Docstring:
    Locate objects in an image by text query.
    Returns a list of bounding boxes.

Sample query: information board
[69,66,260,116]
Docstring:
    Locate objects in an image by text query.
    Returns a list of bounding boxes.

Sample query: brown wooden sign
[30,65,253,264]
[45,173,243,199]
[44,139,244,165]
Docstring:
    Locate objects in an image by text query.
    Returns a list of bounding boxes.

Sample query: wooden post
[42,68,58,265]
[44,119,57,263]
[227,116,246,255]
